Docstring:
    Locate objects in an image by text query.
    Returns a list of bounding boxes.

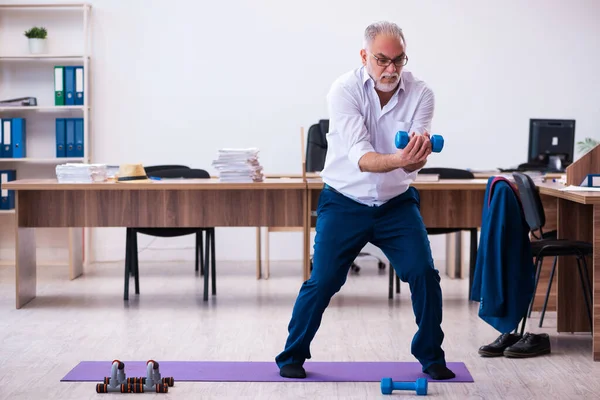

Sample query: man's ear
[360,49,367,66]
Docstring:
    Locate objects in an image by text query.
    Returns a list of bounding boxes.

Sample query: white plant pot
[28,38,47,54]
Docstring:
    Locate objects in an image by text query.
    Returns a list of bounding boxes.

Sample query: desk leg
[69,228,83,280]
[444,233,461,279]
[594,205,600,361]
[256,227,262,279]
[303,190,311,281]
[16,227,36,309]
[557,199,593,334]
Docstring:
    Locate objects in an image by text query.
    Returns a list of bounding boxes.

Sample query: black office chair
[123,166,216,302]
[306,119,387,274]
[512,172,593,329]
[388,168,479,299]
[125,164,193,279]
[144,165,190,174]
[125,163,194,280]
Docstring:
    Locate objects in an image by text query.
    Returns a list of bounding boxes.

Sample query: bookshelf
[0,3,91,269]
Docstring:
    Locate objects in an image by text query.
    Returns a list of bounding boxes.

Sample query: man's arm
[358,132,431,173]
[394,87,435,175]
[356,152,405,173]
[326,81,378,169]
[410,86,435,135]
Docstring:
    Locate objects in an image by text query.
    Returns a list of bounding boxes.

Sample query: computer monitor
[528,118,575,171]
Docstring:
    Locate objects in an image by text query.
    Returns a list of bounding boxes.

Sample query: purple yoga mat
[61,361,473,382]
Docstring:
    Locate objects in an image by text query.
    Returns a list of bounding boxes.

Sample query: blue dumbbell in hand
[380,377,428,395]
[395,130,444,153]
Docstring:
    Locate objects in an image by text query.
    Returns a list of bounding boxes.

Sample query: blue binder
[64,66,76,106]
[66,118,76,157]
[0,169,16,210]
[75,66,84,105]
[56,118,66,157]
[74,118,84,157]
[11,118,26,158]
[1,119,12,158]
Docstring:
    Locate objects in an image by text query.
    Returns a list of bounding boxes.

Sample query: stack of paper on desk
[56,163,108,183]
[212,148,264,182]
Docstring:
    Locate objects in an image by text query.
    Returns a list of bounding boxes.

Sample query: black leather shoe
[503,332,551,358]
[478,333,522,357]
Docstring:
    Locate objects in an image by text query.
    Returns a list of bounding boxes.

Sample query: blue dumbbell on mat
[380,377,428,395]
[395,130,444,153]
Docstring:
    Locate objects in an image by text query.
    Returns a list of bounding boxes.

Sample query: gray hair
[363,21,405,50]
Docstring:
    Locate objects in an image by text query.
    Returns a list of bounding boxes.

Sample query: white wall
[0,0,599,264]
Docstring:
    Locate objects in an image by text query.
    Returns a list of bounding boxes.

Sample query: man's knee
[400,262,439,283]
[307,266,348,298]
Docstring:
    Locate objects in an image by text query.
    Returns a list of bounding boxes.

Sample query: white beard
[366,63,400,92]
[375,75,399,92]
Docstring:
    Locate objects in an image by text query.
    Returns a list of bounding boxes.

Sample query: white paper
[212,148,264,182]
[55,163,108,183]
[558,185,600,192]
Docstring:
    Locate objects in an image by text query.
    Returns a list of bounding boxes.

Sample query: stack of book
[55,163,108,183]
[212,148,264,182]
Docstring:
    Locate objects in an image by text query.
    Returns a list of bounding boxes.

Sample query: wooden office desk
[536,182,600,360]
[3,178,308,308]
[6,177,594,358]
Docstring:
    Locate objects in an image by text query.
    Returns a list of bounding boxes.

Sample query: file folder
[0,169,16,210]
[2,119,12,158]
[64,66,75,106]
[11,118,26,158]
[56,118,66,157]
[66,118,75,157]
[75,66,84,105]
[54,66,65,106]
[74,118,84,157]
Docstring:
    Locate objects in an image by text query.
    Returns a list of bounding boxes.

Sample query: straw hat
[116,163,152,183]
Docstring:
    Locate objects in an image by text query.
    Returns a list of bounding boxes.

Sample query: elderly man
[275,21,455,381]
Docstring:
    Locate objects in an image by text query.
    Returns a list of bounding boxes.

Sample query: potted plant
[24,26,48,54]
[577,137,599,155]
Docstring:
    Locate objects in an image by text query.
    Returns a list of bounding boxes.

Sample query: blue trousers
[275,185,447,371]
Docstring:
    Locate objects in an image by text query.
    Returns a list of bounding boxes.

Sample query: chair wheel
[378,262,386,270]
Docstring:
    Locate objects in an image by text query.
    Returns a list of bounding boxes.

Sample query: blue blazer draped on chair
[470,176,535,333]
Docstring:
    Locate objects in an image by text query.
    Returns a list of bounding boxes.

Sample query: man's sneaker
[503,332,551,358]
[478,333,522,357]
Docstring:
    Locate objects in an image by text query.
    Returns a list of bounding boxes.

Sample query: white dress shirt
[320,66,435,206]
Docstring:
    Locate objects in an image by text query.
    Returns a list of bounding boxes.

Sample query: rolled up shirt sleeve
[408,86,435,135]
[402,86,436,178]
[327,80,375,168]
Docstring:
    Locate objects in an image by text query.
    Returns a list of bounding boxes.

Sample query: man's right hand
[394,132,431,169]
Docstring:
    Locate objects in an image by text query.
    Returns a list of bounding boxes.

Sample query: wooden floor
[0,259,599,399]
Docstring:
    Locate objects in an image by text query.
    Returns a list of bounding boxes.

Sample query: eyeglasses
[370,53,408,67]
